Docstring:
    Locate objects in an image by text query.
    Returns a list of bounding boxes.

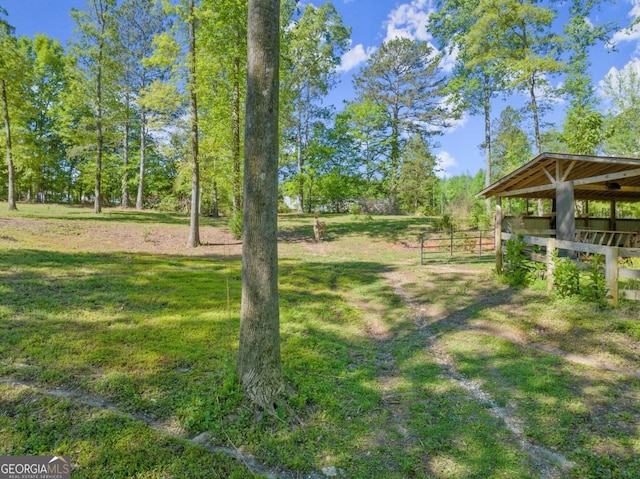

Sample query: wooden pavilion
[479,152,640,304]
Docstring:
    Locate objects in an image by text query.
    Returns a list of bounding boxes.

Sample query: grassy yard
[0,203,638,478]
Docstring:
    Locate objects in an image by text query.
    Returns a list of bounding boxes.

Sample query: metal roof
[478,152,640,202]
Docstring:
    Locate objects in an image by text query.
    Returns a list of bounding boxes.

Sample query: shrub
[502,234,531,287]
[228,210,243,240]
[552,251,580,298]
[580,254,607,305]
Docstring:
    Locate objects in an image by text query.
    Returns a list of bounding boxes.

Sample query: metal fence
[420,229,496,265]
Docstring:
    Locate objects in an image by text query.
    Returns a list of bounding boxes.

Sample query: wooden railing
[500,232,640,305]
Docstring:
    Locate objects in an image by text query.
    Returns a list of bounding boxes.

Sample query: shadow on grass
[3,247,632,477]
[402,267,640,478]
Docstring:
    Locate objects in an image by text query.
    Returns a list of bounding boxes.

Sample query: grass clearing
[0,203,638,477]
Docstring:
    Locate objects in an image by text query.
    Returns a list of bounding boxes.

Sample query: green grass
[1,203,638,478]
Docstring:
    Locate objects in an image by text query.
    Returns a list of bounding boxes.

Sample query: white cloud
[384,0,433,43]
[440,44,459,74]
[610,0,640,45]
[436,151,458,178]
[338,42,377,72]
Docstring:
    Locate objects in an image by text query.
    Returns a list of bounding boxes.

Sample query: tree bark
[1,79,16,211]
[122,111,130,208]
[136,109,146,210]
[389,105,400,214]
[186,0,200,247]
[93,0,106,214]
[296,105,304,214]
[232,50,242,214]
[238,0,284,409]
[483,73,492,214]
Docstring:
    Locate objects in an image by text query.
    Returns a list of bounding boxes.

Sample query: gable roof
[478,152,640,202]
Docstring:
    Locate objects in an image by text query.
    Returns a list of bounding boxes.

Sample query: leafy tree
[238,0,284,409]
[353,37,455,212]
[68,0,120,213]
[491,106,531,181]
[281,1,350,213]
[560,0,613,154]
[198,0,248,215]
[115,0,170,209]
[306,118,363,212]
[602,63,640,156]
[398,134,439,213]
[340,100,390,199]
[429,0,507,211]
[0,8,20,210]
[21,35,69,202]
[466,0,563,153]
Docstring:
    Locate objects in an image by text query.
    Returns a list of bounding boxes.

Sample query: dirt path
[384,270,576,479]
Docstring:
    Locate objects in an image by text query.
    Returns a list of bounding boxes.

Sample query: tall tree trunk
[389,106,400,214]
[1,79,16,211]
[238,0,284,409]
[136,110,146,210]
[296,104,304,214]
[122,114,130,208]
[528,74,544,215]
[93,0,106,214]
[187,0,200,247]
[211,178,219,218]
[232,50,242,214]
[95,71,103,214]
[483,73,492,214]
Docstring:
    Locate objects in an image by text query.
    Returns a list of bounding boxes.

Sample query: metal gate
[420,229,495,264]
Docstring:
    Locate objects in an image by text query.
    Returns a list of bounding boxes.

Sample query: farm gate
[420,229,495,265]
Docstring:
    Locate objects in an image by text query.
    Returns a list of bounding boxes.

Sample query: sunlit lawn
[0,203,638,478]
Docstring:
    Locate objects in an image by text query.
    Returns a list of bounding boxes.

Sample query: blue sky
[3,0,640,177]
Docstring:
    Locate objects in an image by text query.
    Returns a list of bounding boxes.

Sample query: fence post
[450,227,454,259]
[479,229,483,260]
[546,237,556,292]
[495,205,503,273]
[420,234,424,265]
[605,246,619,306]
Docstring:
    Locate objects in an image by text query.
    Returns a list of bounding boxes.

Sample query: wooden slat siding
[623,290,640,300]
[620,268,640,279]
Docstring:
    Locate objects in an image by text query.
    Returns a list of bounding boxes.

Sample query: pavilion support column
[495,201,502,273]
[610,201,617,231]
[556,181,575,244]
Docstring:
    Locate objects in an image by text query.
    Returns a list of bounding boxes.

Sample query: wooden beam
[572,167,640,187]
[561,161,577,181]
[574,184,640,192]
[543,167,556,184]
[495,182,556,197]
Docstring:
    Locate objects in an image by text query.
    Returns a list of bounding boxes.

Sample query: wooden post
[556,181,575,242]
[495,204,503,273]
[610,201,617,232]
[546,237,556,292]
[605,246,619,306]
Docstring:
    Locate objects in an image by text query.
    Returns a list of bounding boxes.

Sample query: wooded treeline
[0,0,638,220]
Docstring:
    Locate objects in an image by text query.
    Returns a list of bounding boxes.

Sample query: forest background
[3,0,640,227]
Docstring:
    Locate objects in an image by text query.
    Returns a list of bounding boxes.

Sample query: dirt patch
[0,216,242,257]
